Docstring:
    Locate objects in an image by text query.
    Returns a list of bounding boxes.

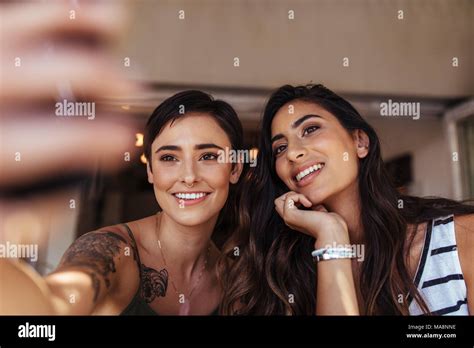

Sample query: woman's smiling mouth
[293,163,325,187]
[172,191,211,206]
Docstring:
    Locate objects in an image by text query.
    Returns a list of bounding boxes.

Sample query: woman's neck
[153,212,217,279]
[324,182,364,245]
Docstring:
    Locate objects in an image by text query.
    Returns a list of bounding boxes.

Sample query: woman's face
[147,114,242,226]
[270,100,368,206]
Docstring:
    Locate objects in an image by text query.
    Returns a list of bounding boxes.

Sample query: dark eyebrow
[194,143,224,151]
[292,114,323,128]
[156,145,180,153]
[271,114,323,144]
[271,134,284,144]
[155,143,224,153]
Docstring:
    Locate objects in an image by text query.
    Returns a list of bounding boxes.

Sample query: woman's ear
[353,129,370,159]
[229,161,244,184]
[146,161,154,184]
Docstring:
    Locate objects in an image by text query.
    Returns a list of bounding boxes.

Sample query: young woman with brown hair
[221,84,474,315]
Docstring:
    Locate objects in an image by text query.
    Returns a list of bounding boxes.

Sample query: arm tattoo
[140,265,168,303]
[55,231,127,303]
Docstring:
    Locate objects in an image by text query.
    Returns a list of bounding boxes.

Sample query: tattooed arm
[43,230,134,315]
[0,229,134,315]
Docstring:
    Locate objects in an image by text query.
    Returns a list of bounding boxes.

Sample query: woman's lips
[293,164,324,188]
[172,192,210,206]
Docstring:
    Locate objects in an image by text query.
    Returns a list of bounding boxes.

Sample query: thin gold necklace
[155,213,211,302]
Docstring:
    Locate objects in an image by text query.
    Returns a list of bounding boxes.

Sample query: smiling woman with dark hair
[222,84,474,315]
[1,90,246,315]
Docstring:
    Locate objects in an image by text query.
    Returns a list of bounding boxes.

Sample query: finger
[313,204,328,213]
[282,194,305,223]
[297,194,312,208]
[0,117,137,188]
[282,194,320,235]
[284,193,312,211]
[275,191,292,203]
[1,49,141,103]
[274,191,293,216]
[1,2,127,50]
[0,1,141,104]
[275,196,318,237]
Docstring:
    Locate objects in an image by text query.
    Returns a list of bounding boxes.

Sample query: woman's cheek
[212,163,232,192]
[335,150,359,187]
[153,166,176,188]
[202,163,231,188]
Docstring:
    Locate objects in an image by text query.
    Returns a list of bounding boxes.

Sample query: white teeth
[174,192,207,200]
[295,164,324,182]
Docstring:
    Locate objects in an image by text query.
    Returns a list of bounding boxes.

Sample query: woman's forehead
[271,101,332,134]
[153,114,231,146]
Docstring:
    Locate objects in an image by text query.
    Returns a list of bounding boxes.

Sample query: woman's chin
[294,187,327,207]
[168,211,216,227]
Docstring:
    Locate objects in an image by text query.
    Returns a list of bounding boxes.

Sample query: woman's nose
[181,160,199,186]
[287,143,307,162]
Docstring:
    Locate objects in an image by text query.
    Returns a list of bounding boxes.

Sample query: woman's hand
[274,191,350,247]
[275,191,359,315]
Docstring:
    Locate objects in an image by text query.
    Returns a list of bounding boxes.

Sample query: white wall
[121,0,474,98]
[369,116,453,198]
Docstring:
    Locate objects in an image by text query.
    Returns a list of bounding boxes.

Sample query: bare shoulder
[122,215,156,246]
[454,214,474,302]
[454,213,474,233]
[454,213,474,255]
[59,226,130,264]
[60,224,133,267]
[454,213,474,258]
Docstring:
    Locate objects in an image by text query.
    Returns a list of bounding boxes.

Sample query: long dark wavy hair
[220,84,474,315]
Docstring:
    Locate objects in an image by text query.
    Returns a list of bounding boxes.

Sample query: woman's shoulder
[454,213,474,231]
[453,213,474,311]
[454,213,474,254]
[454,213,474,258]
[74,224,131,251]
[66,220,148,272]
[89,216,154,245]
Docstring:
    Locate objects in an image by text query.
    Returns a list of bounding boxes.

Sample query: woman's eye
[200,153,218,161]
[303,125,319,136]
[273,144,287,156]
[160,154,177,161]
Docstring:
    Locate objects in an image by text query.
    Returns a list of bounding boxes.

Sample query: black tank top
[120,224,219,316]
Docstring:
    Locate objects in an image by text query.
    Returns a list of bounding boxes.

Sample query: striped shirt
[409,215,469,315]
